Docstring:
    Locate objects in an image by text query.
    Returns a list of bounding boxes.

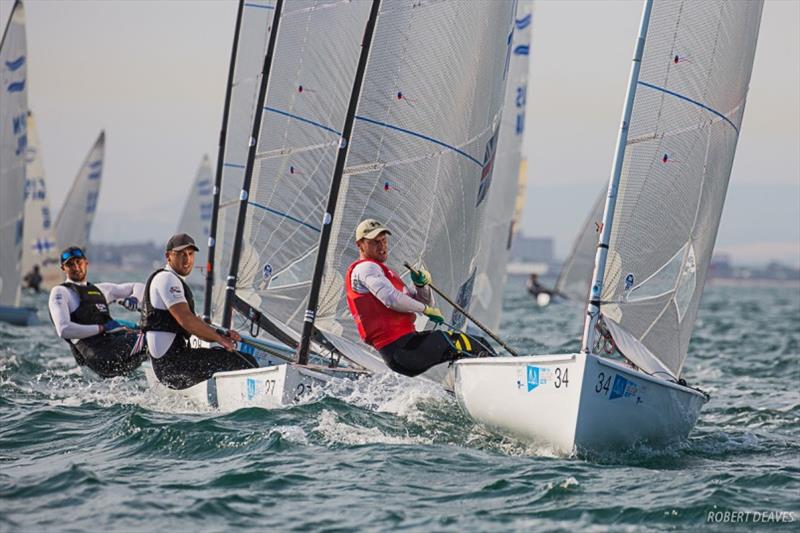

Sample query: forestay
[218,0,373,336]
[0,0,27,307]
[54,132,105,250]
[555,188,605,302]
[209,0,276,321]
[176,155,213,282]
[596,0,763,378]
[470,0,533,331]
[316,1,516,355]
[21,111,61,290]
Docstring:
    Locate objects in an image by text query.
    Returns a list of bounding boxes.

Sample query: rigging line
[353,115,483,167]
[247,201,320,232]
[263,107,342,136]
[244,3,275,9]
[223,162,246,169]
[637,81,739,134]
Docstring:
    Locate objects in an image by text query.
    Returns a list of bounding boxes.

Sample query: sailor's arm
[97,282,145,303]
[48,286,103,339]
[357,262,426,313]
[166,302,238,350]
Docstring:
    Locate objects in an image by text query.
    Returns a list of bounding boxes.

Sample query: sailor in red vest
[345,219,483,377]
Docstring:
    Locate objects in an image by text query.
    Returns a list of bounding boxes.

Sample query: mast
[203,0,245,322]
[296,0,382,365]
[580,0,653,354]
[221,0,284,329]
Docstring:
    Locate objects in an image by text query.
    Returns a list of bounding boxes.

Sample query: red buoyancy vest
[345,259,417,349]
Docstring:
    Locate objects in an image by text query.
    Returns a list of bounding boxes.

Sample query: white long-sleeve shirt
[49,281,144,340]
[350,261,433,313]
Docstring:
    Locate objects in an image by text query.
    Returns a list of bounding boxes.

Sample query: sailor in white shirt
[141,233,256,390]
[48,246,147,377]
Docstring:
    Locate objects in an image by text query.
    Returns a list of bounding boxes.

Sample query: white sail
[594,0,764,378]
[0,0,27,307]
[176,154,213,283]
[470,0,533,331]
[54,131,105,250]
[554,188,605,302]
[20,111,60,290]
[209,0,277,321]
[216,0,374,336]
[316,2,516,356]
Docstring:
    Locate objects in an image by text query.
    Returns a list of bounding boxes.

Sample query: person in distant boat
[345,219,493,377]
[48,246,147,378]
[526,273,554,298]
[23,264,43,293]
[141,233,256,390]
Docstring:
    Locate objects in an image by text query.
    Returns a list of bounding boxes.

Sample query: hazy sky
[2,0,798,266]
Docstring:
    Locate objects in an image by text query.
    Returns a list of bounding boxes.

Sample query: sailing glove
[121,296,139,311]
[423,306,444,325]
[410,268,432,287]
[101,320,126,334]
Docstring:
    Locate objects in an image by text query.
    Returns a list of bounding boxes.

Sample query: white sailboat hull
[453,353,707,454]
[144,361,331,411]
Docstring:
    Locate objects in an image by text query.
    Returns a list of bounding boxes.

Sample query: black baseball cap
[60,246,86,266]
[166,233,199,252]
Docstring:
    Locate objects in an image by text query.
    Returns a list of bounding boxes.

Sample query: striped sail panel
[54,132,105,251]
[211,1,277,322]
[555,187,605,302]
[176,155,213,284]
[21,112,61,290]
[317,1,516,349]
[600,0,763,378]
[0,0,27,307]
[227,0,372,334]
[470,0,533,331]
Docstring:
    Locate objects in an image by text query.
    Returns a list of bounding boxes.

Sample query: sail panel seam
[263,106,342,136]
[247,201,320,233]
[637,81,739,134]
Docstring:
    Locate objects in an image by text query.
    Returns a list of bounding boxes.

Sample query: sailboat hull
[144,361,331,411]
[453,353,707,454]
[0,305,38,326]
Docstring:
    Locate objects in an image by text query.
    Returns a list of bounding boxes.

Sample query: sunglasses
[61,249,85,263]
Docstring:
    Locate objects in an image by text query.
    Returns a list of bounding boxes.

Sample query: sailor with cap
[345,219,490,377]
[141,233,257,389]
[48,246,147,377]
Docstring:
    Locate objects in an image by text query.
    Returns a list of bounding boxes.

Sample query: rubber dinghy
[454,0,763,454]
[147,0,518,410]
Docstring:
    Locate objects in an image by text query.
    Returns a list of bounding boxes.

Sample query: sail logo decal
[515,14,532,30]
[88,171,102,180]
[246,378,257,400]
[476,129,498,206]
[450,268,476,329]
[89,160,103,169]
[523,365,552,391]
[7,79,25,93]
[608,374,640,402]
[513,45,530,56]
[31,238,56,254]
[5,56,25,71]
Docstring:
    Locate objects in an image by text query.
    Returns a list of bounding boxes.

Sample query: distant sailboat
[455,0,763,453]
[176,155,213,284]
[470,0,534,332]
[20,111,61,291]
[0,0,37,326]
[54,131,105,251]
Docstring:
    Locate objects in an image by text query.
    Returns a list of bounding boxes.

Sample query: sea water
[1,274,798,530]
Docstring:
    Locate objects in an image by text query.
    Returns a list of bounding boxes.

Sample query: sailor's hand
[121,296,139,311]
[410,268,432,287]
[227,330,242,342]
[101,319,128,334]
[423,306,444,325]
[218,334,236,352]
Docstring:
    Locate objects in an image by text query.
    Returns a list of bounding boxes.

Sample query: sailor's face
[62,257,88,282]
[167,248,195,276]
[361,233,389,263]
